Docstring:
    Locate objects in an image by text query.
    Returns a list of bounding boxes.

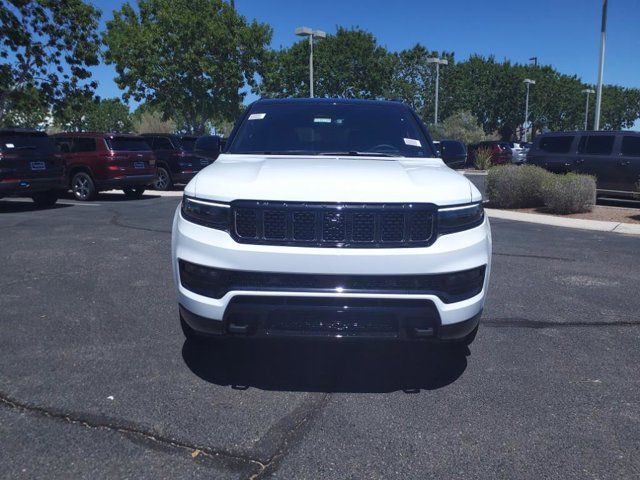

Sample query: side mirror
[439,140,467,169]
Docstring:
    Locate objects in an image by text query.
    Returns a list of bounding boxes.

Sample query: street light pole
[594,0,607,130]
[582,88,595,130]
[523,79,536,143]
[427,57,448,125]
[295,27,326,98]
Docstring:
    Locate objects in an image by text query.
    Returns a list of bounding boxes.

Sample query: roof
[51,132,142,138]
[0,128,47,136]
[252,97,408,108]
[538,130,640,136]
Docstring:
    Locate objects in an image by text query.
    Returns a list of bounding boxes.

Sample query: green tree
[259,27,393,99]
[103,0,272,134]
[0,0,101,125]
[429,111,494,145]
[131,103,176,134]
[54,94,132,132]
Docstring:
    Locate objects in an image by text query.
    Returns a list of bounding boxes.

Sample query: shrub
[541,173,596,214]
[486,164,552,208]
[474,147,493,170]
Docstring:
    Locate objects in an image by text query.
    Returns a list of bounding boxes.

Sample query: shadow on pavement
[182,337,468,393]
[0,200,72,213]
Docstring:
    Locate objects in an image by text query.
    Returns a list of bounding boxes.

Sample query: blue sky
[90,0,640,105]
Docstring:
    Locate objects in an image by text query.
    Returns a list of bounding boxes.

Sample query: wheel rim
[73,175,90,199]
[155,169,169,190]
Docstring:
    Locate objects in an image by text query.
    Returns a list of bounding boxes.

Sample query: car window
[195,135,220,152]
[105,137,151,151]
[179,137,196,151]
[621,136,640,156]
[75,137,96,152]
[582,135,615,155]
[153,137,174,150]
[228,103,433,158]
[539,136,574,153]
[0,132,56,153]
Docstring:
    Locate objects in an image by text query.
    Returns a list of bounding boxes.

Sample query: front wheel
[123,186,146,199]
[154,167,172,191]
[31,191,58,208]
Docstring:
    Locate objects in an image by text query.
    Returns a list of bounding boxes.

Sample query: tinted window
[228,103,433,158]
[106,137,150,152]
[0,132,56,153]
[539,136,574,153]
[195,136,220,151]
[621,136,640,156]
[583,135,614,155]
[75,138,96,152]
[179,137,196,151]
[153,137,174,150]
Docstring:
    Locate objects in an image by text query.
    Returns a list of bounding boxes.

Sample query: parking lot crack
[248,392,331,479]
[0,392,265,475]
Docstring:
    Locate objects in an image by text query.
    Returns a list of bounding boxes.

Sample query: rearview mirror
[439,140,467,169]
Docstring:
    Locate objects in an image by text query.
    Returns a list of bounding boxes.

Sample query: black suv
[527,131,640,197]
[0,129,66,207]
[142,134,220,190]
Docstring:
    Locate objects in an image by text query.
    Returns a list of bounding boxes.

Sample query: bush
[542,173,596,214]
[486,165,552,208]
[474,147,493,170]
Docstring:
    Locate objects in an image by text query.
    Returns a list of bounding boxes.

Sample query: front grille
[231,201,436,248]
[179,260,486,304]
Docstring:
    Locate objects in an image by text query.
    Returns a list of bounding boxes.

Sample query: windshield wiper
[317,151,401,157]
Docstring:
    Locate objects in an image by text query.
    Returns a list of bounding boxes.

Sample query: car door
[574,134,617,191]
[617,134,640,194]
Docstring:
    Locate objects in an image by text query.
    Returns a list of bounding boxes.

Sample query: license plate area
[133,161,145,169]
[30,161,46,171]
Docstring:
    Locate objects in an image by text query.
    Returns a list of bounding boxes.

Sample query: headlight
[181,196,230,230]
[438,203,484,234]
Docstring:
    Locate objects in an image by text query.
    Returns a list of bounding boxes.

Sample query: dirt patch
[512,205,640,224]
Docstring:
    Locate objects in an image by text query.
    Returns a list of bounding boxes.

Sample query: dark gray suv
[527,131,640,197]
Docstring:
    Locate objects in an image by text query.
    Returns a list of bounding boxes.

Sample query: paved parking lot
[1,193,639,479]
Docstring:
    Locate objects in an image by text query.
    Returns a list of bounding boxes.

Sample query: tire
[71,172,97,201]
[123,186,146,199]
[31,191,58,208]
[154,166,172,191]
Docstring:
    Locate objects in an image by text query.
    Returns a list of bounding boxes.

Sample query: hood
[186,154,477,206]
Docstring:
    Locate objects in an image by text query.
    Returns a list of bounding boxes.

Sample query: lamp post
[523,79,536,143]
[295,27,326,98]
[582,88,595,130]
[594,0,607,130]
[427,57,448,125]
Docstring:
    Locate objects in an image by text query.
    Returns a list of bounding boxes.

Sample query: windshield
[1,132,56,153]
[228,102,434,158]
[106,137,151,152]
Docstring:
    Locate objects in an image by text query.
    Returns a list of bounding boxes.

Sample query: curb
[486,208,640,236]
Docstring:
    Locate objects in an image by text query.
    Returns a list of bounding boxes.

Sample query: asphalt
[0,192,639,479]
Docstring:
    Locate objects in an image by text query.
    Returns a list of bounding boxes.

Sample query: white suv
[172,99,491,346]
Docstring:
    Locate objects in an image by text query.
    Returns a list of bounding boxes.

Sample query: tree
[131,104,176,134]
[53,94,132,132]
[103,0,272,134]
[430,111,494,145]
[259,27,393,99]
[0,0,101,125]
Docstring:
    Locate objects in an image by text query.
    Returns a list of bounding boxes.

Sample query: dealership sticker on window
[248,113,266,120]
[404,138,422,147]
[5,143,14,148]
[313,117,332,123]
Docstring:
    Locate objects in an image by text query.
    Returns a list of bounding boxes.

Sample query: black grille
[179,260,486,304]
[230,201,436,248]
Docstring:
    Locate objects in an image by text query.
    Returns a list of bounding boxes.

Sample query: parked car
[508,142,527,164]
[142,134,219,190]
[172,98,491,347]
[527,131,640,197]
[468,141,512,166]
[0,129,66,207]
[438,139,468,169]
[53,133,157,201]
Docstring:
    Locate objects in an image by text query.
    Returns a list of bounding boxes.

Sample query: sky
[89,0,640,106]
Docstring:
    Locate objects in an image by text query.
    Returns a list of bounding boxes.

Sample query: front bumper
[172,208,492,339]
